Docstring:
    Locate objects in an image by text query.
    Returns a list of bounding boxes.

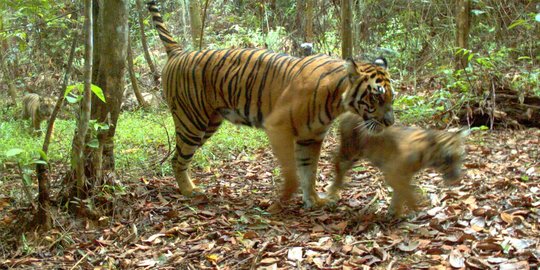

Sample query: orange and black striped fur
[331,113,467,216]
[147,1,395,207]
[22,93,55,136]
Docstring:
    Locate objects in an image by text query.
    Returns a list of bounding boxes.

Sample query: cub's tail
[146,1,181,56]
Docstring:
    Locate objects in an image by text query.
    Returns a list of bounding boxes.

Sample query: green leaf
[31,159,48,165]
[520,175,529,182]
[87,139,99,148]
[471,9,485,16]
[508,19,525,30]
[22,174,32,186]
[5,148,24,157]
[65,94,79,104]
[91,84,106,102]
[38,150,48,161]
[65,83,83,97]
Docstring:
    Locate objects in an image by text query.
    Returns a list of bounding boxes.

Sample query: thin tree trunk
[199,0,210,50]
[34,23,78,229]
[135,0,159,84]
[72,0,93,199]
[0,55,17,105]
[189,0,203,49]
[91,0,101,83]
[341,0,353,59]
[295,0,304,39]
[305,0,314,42]
[455,0,471,69]
[127,32,149,108]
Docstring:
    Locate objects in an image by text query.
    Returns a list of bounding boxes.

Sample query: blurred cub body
[329,113,467,216]
[22,93,55,134]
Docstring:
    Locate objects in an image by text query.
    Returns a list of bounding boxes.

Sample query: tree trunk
[189,0,203,49]
[72,0,93,199]
[0,54,17,106]
[91,0,101,83]
[295,0,304,39]
[305,0,314,42]
[455,0,471,69]
[341,0,353,59]
[0,21,18,106]
[127,32,149,108]
[86,0,129,181]
[135,0,159,85]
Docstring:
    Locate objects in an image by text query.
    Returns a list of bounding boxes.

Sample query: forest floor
[1,128,539,269]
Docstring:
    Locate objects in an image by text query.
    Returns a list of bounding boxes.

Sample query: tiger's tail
[146,1,181,56]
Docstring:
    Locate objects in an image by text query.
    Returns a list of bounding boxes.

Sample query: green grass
[1,105,269,180]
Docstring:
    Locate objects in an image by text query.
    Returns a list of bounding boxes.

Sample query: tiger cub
[328,113,468,216]
[22,93,55,135]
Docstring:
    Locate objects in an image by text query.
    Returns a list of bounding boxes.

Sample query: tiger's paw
[303,193,330,209]
[267,201,284,214]
[325,190,342,204]
[179,186,204,197]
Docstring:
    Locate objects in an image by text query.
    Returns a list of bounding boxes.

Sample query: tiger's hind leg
[171,111,223,197]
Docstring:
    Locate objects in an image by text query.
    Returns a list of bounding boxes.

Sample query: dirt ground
[1,128,539,269]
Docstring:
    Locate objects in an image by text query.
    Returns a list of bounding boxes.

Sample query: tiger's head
[39,97,55,118]
[342,57,394,134]
[430,129,469,185]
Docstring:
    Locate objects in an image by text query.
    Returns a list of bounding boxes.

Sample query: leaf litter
[0,129,539,269]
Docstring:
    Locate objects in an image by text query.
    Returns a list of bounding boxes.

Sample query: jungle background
[0,0,539,269]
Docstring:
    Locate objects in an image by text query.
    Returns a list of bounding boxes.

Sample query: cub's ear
[373,57,388,69]
[344,58,360,81]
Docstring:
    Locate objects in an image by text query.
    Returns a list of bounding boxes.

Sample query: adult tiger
[147,1,395,208]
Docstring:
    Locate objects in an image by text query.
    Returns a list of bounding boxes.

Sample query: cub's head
[431,129,469,184]
[39,97,55,118]
[342,57,394,134]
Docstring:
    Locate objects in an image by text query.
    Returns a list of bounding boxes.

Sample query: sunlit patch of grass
[1,105,269,179]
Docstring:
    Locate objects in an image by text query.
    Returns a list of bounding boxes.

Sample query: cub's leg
[170,111,222,196]
[295,138,327,208]
[327,150,355,202]
[265,127,300,203]
[384,171,418,217]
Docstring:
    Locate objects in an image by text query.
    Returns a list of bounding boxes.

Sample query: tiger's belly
[218,108,264,128]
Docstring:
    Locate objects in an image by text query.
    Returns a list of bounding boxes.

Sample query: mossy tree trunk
[455,0,471,69]
[341,0,353,59]
[85,0,129,185]
[189,0,203,49]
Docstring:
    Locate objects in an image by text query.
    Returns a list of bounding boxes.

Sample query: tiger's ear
[373,57,388,69]
[344,58,360,81]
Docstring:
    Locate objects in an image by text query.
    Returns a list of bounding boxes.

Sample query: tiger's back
[162,48,350,131]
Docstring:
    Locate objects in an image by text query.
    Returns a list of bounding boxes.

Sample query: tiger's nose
[383,110,394,126]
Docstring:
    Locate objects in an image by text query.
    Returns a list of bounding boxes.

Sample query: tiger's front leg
[296,139,328,208]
